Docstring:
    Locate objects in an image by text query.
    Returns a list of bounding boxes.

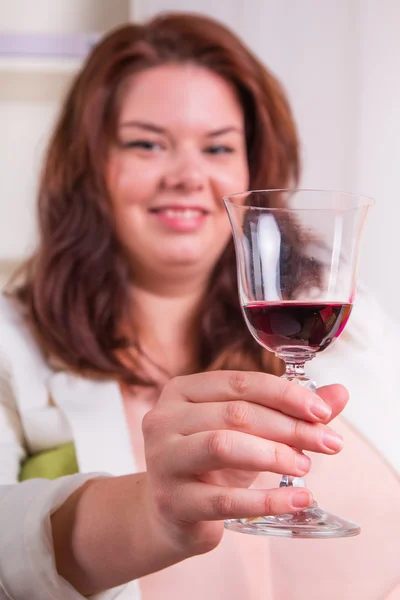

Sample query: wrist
[143,477,224,559]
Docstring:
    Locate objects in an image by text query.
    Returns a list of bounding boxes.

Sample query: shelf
[0,32,102,99]
[0,0,133,266]
[0,257,24,289]
[0,32,100,76]
[0,56,82,75]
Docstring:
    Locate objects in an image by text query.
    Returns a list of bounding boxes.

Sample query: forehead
[118,64,244,131]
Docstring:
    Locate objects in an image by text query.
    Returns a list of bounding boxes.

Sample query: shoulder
[0,293,24,327]
[0,293,51,381]
[0,293,32,347]
[0,294,28,366]
[308,284,400,473]
[315,284,396,364]
[344,283,397,347]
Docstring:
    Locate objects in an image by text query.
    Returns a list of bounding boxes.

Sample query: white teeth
[164,209,202,219]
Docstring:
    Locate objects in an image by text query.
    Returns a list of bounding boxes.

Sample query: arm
[307,285,400,474]
[0,347,124,600]
[0,475,113,600]
[51,371,347,596]
[0,340,185,598]
[0,348,26,484]
[51,473,190,596]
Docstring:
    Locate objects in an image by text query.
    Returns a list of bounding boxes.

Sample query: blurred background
[0,0,399,317]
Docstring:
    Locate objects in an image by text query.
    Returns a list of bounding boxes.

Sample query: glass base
[224,506,360,539]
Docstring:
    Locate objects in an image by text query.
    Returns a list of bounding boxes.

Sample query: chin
[158,249,219,272]
[162,253,203,267]
[163,236,228,263]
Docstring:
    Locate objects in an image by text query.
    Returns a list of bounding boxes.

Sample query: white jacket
[0,295,140,600]
[0,289,399,600]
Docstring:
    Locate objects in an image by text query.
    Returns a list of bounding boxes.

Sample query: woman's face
[106,64,249,285]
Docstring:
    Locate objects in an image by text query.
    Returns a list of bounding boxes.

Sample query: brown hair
[8,12,301,384]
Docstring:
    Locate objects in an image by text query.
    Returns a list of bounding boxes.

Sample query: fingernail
[295,452,311,472]
[309,399,332,421]
[291,490,312,509]
[322,430,344,452]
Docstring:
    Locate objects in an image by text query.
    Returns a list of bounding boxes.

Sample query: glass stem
[277,355,317,502]
[280,358,316,392]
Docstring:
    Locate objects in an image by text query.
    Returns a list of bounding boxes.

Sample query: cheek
[235,156,250,191]
[212,159,249,201]
[107,155,160,209]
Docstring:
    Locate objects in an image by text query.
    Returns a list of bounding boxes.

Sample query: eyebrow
[119,121,166,134]
[207,126,243,137]
[119,121,243,136]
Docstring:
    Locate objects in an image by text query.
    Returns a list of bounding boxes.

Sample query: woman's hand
[51,370,348,595]
[143,370,347,556]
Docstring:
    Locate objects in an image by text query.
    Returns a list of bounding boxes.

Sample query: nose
[162,150,205,193]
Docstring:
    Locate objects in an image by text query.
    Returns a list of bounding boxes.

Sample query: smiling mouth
[149,207,209,219]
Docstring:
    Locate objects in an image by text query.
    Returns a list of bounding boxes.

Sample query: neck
[129,275,209,378]
[131,260,212,298]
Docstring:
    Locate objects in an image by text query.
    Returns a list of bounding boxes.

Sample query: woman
[0,12,399,600]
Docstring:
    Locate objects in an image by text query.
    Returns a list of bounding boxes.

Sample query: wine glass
[223,189,373,539]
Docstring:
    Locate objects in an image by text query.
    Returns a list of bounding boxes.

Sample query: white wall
[1,0,400,316]
[133,0,359,192]
[133,0,400,317]
[0,0,131,286]
[0,0,130,32]
[353,0,400,316]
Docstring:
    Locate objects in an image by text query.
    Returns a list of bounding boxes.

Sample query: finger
[171,430,311,477]
[173,481,314,522]
[316,384,349,422]
[174,402,344,455]
[166,371,334,423]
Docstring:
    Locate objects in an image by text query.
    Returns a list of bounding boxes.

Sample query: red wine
[243,301,352,353]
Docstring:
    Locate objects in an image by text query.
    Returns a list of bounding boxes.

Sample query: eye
[204,145,235,155]
[122,140,163,151]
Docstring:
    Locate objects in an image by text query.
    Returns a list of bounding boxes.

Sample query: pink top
[124,391,400,599]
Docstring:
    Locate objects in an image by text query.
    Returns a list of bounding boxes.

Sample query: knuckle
[273,443,290,471]
[280,379,295,406]
[291,417,310,442]
[213,493,236,518]
[169,374,186,389]
[228,371,249,396]
[141,409,159,437]
[207,431,232,459]
[142,409,170,447]
[162,376,184,398]
[153,484,174,518]
[263,492,278,516]
[224,400,251,429]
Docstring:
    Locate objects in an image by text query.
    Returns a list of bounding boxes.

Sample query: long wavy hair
[8,12,303,384]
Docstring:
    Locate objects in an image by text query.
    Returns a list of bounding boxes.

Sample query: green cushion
[19,442,78,481]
